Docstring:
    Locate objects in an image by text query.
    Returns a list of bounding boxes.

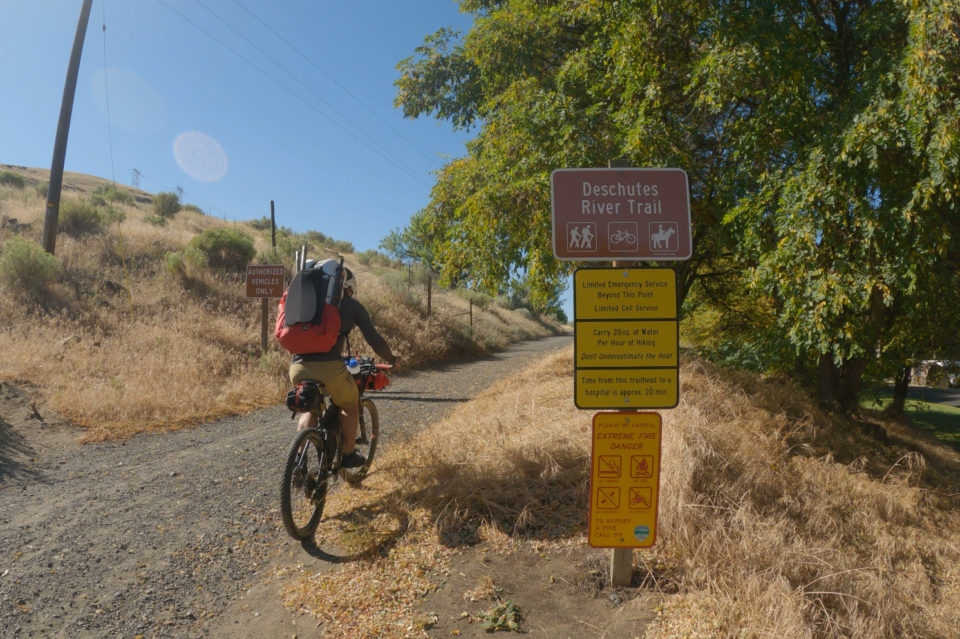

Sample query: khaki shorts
[289,360,359,410]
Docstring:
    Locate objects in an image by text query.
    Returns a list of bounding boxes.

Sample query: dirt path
[0,335,571,638]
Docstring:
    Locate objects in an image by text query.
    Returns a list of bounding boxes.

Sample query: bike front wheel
[280,428,329,540]
[342,398,379,483]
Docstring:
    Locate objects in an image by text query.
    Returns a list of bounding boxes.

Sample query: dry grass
[0,165,562,441]
[280,348,583,637]
[281,349,960,638]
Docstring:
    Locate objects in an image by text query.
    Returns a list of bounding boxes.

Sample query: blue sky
[0,0,575,318]
[0,0,473,246]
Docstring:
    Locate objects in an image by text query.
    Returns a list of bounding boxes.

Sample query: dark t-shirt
[291,296,392,363]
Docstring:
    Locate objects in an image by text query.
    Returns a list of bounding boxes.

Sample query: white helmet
[304,259,355,295]
[343,268,356,295]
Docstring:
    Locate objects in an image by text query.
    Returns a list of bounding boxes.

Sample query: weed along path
[0,334,571,638]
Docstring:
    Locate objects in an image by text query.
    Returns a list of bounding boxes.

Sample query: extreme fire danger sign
[589,412,662,548]
[551,168,691,260]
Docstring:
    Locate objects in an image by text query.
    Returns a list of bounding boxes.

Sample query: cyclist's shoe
[340,451,366,468]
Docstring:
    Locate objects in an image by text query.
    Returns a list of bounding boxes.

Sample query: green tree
[398,0,960,411]
[712,0,960,410]
[395,1,743,310]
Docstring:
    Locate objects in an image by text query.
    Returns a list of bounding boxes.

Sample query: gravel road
[0,334,571,638]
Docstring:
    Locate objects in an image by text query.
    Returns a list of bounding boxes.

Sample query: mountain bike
[280,356,391,541]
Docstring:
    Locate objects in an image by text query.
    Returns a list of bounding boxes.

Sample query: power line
[100,0,116,184]
[152,0,429,186]
[228,0,443,167]
[190,0,425,180]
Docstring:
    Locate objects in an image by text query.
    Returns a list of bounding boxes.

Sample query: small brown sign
[551,168,692,260]
[245,265,285,298]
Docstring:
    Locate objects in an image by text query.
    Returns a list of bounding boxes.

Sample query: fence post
[427,273,432,317]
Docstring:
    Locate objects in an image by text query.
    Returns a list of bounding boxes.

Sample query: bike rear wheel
[342,398,379,483]
[280,428,329,540]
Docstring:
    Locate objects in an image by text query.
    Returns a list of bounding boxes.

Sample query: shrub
[255,247,283,265]
[248,215,271,231]
[181,203,204,215]
[187,227,256,272]
[35,182,48,198]
[143,213,167,227]
[302,230,354,254]
[380,271,421,307]
[93,184,134,205]
[0,171,26,188]
[58,198,105,237]
[163,250,186,278]
[0,236,60,298]
[100,205,126,225]
[163,244,207,279]
[356,250,405,269]
[454,287,494,309]
[153,191,181,219]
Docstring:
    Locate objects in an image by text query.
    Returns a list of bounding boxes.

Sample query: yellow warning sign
[574,267,679,409]
[575,267,676,320]
[576,320,678,367]
[589,412,661,548]
[576,368,678,409]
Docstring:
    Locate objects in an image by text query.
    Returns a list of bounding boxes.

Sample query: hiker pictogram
[649,222,678,251]
[598,455,622,478]
[628,487,653,510]
[597,487,620,509]
[631,455,654,479]
[567,222,597,252]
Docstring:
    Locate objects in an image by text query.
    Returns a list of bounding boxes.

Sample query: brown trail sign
[551,168,691,261]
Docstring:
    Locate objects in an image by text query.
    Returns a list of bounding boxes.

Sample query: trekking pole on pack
[294,245,307,273]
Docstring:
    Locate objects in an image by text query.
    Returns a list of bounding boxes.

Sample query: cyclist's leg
[340,402,359,455]
[297,410,317,432]
[320,365,361,456]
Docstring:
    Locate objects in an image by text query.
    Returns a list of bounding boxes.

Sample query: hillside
[0,164,563,441]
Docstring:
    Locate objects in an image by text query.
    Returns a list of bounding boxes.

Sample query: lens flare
[173,131,227,182]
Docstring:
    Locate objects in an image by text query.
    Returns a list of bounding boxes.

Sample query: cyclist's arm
[352,301,396,365]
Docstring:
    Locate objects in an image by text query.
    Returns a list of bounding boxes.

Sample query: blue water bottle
[346,356,360,375]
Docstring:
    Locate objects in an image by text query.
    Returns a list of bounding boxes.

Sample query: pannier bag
[365,370,390,391]
[285,381,320,413]
[276,259,344,354]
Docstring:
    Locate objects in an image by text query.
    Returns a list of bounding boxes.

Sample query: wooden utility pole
[260,201,278,352]
[43,0,94,255]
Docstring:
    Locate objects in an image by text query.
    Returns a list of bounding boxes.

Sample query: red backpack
[275,259,344,355]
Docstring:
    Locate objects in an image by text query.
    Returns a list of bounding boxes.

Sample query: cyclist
[287,260,397,468]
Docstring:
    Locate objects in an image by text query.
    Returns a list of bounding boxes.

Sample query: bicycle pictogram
[608,221,639,252]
